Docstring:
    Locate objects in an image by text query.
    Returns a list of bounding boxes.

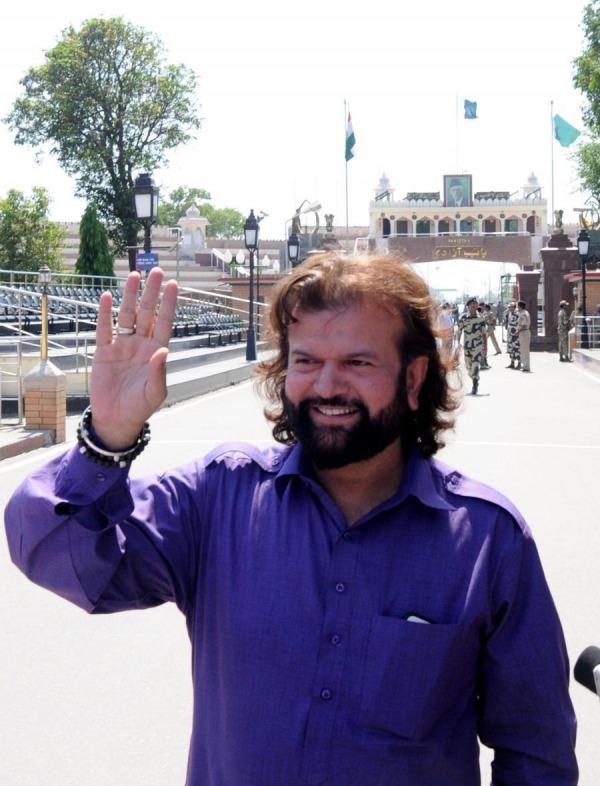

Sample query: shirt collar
[276,443,455,512]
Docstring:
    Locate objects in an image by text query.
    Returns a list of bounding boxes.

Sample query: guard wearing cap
[457,297,487,394]
[558,300,572,362]
[516,300,532,372]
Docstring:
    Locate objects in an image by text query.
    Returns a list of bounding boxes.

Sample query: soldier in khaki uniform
[482,303,501,355]
[516,300,532,373]
[557,300,572,362]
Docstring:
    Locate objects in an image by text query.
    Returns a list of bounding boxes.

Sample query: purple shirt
[4,443,578,785]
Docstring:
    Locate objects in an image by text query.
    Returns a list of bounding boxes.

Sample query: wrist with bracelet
[76,406,151,468]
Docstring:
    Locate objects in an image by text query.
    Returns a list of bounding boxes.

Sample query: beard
[285,375,410,470]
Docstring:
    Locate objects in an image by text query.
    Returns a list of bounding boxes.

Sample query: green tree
[201,205,245,239]
[0,188,66,274]
[76,203,114,278]
[5,17,201,271]
[572,2,600,198]
[158,186,211,227]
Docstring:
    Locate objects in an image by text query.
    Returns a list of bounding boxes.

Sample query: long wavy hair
[255,252,461,458]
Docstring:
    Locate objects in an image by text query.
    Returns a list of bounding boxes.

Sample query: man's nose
[312,362,346,398]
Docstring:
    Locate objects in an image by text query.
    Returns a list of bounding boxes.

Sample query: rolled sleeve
[5,446,134,611]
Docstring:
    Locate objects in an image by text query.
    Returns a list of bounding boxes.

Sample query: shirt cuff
[55,444,134,521]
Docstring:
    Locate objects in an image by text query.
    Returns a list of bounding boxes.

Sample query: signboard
[135,252,159,271]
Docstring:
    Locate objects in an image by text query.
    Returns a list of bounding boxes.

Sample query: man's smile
[312,403,359,418]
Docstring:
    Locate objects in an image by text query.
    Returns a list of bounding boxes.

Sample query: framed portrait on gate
[444,174,472,208]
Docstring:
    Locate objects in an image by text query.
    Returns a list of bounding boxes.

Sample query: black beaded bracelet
[76,406,151,468]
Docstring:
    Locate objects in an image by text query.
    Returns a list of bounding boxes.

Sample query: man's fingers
[102,268,176,346]
[135,268,165,337]
[117,271,143,330]
[96,292,115,346]
[153,279,179,345]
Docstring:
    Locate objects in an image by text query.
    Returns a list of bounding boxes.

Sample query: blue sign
[135,252,159,271]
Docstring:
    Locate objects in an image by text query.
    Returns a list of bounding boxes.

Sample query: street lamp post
[578,228,590,349]
[133,173,160,273]
[38,265,52,361]
[257,254,270,339]
[287,232,300,268]
[244,210,260,361]
[223,249,245,277]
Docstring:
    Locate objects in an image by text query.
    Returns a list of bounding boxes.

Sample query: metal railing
[573,315,600,349]
[0,275,259,423]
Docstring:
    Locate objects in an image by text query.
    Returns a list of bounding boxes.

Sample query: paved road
[2,351,600,784]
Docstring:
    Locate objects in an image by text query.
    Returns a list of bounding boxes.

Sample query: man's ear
[406,356,429,411]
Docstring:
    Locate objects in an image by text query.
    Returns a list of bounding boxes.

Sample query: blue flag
[464,99,477,119]
[553,114,580,147]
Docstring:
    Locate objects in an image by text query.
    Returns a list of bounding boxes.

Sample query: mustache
[296,396,367,410]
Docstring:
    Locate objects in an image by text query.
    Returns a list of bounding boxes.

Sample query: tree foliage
[76,203,114,278]
[572,1,600,198]
[158,186,211,227]
[158,185,244,238]
[201,205,245,239]
[5,17,201,269]
[0,188,66,273]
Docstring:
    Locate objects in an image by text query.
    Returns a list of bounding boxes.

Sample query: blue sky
[0,0,590,239]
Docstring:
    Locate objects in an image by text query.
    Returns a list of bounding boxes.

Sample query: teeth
[316,406,354,416]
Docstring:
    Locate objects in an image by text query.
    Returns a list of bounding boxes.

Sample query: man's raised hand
[90,267,179,450]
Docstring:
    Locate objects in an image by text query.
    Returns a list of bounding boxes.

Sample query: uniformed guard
[503,302,520,369]
[558,300,572,362]
[457,297,488,394]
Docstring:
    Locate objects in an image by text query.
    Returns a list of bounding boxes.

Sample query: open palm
[90,268,179,449]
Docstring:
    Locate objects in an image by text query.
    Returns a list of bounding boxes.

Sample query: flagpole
[550,100,555,231]
[455,93,459,170]
[344,99,349,246]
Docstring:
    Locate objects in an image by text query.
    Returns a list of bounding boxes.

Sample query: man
[476,303,491,369]
[517,299,532,372]
[457,296,487,394]
[558,300,572,362]
[438,301,455,355]
[482,302,502,355]
[447,177,465,207]
[4,257,578,785]
[503,301,521,369]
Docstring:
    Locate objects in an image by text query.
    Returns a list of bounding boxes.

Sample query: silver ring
[116,326,135,335]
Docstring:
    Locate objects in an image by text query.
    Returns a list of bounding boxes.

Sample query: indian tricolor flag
[345,113,356,161]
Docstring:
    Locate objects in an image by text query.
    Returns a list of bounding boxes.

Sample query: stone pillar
[539,234,579,351]
[23,360,67,443]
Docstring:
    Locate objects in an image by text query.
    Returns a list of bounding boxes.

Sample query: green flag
[553,114,580,147]
[345,113,356,161]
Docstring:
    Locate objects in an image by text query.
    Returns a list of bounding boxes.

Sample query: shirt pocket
[359,614,477,741]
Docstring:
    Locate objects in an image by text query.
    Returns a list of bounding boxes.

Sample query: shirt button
[446,471,460,488]
[331,634,341,645]
[342,530,353,541]
[335,583,346,593]
[96,472,106,482]
[320,689,332,700]
[272,457,281,467]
